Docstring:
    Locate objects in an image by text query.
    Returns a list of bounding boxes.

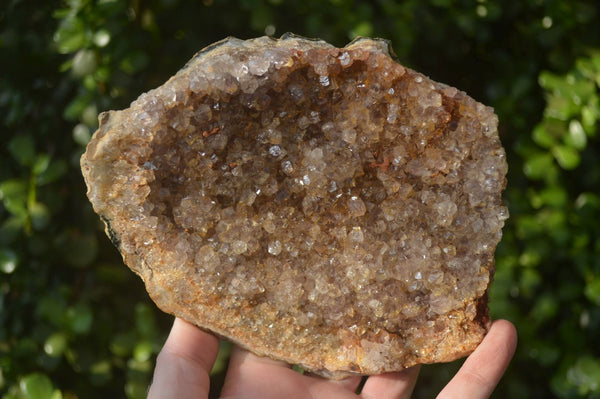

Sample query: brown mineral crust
[81,34,508,378]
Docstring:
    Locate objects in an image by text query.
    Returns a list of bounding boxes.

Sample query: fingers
[220,346,301,398]
[360,366,421,399]
[436,319,517,399]
[220,346,362,399]
[148,318,219,399]
[148,319,515,399]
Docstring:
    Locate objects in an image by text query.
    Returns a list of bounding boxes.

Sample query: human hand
[148,318,517,399]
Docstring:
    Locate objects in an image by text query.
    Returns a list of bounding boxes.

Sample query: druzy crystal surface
[81,35,508,378]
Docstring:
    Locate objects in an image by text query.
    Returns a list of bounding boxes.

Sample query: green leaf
[8,135,35,166]
[567,119,587,150]
[539,70,564,92]
[539,186,568,207]
[544,94,575,120]
[519,268,541,297]
[32,154,51,176]
[576,56,600,85]
[19,373,54,399]
[530,293,559,323]
[518,248,541,268]
[133,340,153,362]
[37,159,68,185]
[516,214,545,239]
[135,303,157,338]
[94,67,110,86]
[552,145,581,170]
[581,102,599,134]
[83,74,97,91]
[54,17,88,54]
[52,7,72,19]
[63,94,91,121]
[72,49,98,77]
[567,356,600,394]
[29,202,50,231]
[539,208,567,231]
[0,216,26,244]
[0,179,28,201]
[90,360,112,386]
[59,58,73,72]
[127,357,152,372]
[93,29,111,47]
[73,123,91,146]
[125,380,149,399]
[592,53,600,86]
[523,152,554,179]
[44,332,68,357]
[37,294,68,328]
[584,279,600,306]
[211,341,232,376]
[575,192,600,210]
[350,21,374,38]
[66,304,93,334]
[3,196,28,218]
[532,124,556,149]
[81,104,99,127]
[0,247,19,274]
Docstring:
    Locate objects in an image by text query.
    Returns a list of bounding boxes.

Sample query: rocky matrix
[81,35,508,378]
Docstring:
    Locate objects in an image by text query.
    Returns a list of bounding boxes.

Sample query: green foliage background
[2,0,600,397]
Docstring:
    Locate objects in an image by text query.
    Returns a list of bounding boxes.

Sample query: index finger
[436,319,517,399]
[148,317,220,399]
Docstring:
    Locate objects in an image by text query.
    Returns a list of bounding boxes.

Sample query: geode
[81,34,508,378]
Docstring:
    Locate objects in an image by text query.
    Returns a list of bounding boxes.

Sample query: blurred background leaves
[1,0,599,397]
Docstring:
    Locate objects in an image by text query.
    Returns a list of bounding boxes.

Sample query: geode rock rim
[81,34,507,378]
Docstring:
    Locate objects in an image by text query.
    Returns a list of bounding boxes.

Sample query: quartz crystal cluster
[81,34,508,378]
